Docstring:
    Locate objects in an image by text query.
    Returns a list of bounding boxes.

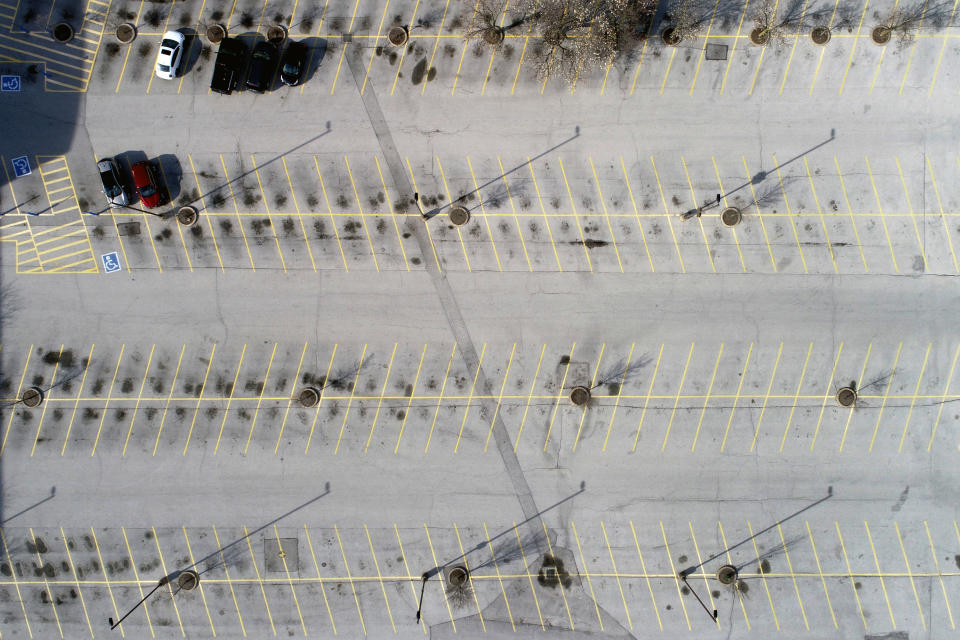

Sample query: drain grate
[264,538,299,573]
[705,43,728,60]
[117,221,141,236]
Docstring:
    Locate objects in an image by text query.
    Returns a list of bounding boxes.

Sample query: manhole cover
[717,564,738,584]
[264,538,299,573]
[177,570,199,590]
[704,43,728,60]
[117,221,141,236]
[298,387,320,407]
[836,386,857,407]
[569,386,591,406]
[445,565,469,587]
[721,207,742,227]
[22,387,43,407]
[449,206,470,226]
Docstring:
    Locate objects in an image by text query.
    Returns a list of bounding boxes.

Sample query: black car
[279,41,308,86]
[246,41,279,92]
[210,37,248,94]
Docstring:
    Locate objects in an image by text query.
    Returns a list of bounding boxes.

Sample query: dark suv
[210,37,248,94]
[246,41,278,92]
[279,41,308,86]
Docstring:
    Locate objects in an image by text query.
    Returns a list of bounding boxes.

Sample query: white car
[154,30,186,80]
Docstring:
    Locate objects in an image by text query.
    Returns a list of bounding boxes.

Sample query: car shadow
[177,27,203,76]
[300,37,327,85]
[155,154,183,205]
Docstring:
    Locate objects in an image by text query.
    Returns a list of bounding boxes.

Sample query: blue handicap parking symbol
[101,251,122,273]
[1,75,20,92]
[11,155,30,177]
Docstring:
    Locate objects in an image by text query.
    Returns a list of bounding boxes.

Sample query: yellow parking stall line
[750,342,783,452]
[91,344,125,456]
[211,526,246,636]
[0,528,33,637]
[620,157,654,271]
[527,158,563,269]
[720,0,750,94]
[0,342,32,453]
[305,526,337,634]
[396,344,427,453]
[839,0,871,95]
[334,524,368,633]
[215,344,246,455]
[777,523,809,629]
[360,0,392,94]
[717,522,751,628]
[182,344,216,455]
[419,0,449,97]
[513,343,545,451]
[30,527,63,637]
[480,0,509,95]
[632,343,663,451]
[570,521,602,629]
[158,162,193,272]
[928,158,958,271]
[365,343,398,453]
[251,155,288,273]
[315,156,351,271]
[680,156,716,271]
[511,25,535,95]
[894,156,928,269]
[455,343,486,452]
[452,0,480,96]
[243,342,278,455]
[661,343,695,452]
[392,526,425,636]
[899,342,930,452]
[425,344,457,453]
[272,526,309,636]
[436,157,473,271]
[931,344,959,450]
[866,159,899,272]
[558,157,592,271]
[809,0,841,93]
[691,343,723,451]
[404,158,442,270]
[602,343,634,452]
[543,342,575,451]
[868,342,901,452]
[805,522,838,628]
[175,0,206,94]
[864,521,897,629]
[374,157,410,270]
[810,342,843,451]
[497,156,532,270]
[485,343,516,451]
[869,1,897,93]
[422,525,458,629]
[687,523,719,628]
[448,522,488,633]
[772,153,808,273]
[898,0,929,94]
[894,521,926,629]
[928,0,960,93]
[840,343,871,452]
[712,157,746,271]
[153,344,185,456]
[689,0,720,94]
[659,522,692,629]
[747,521,779,629]
[244,526,277,636]
[834,157,869,271]
[588,158,623,271]
[741,156,778,271]
[334,343,367,454]
[481,521,516,631]
[38,245,90,267]
[628,521,661,630]
[600,521,632,628]
[253,0,269,32]
[467,156,504,271]
[779,342,812,452]
[306,345,338,454]
[30,344,63,456]
[31,218,82,238]
[344,155,380,271]
[659,46,677,95]
[60,527,95,637]
[330,0,358,92]
[220,155,256,270]
[188,155,224,272]
[511,522,543,630]
[650,155,685,272]
[364,525,397,633]
[924,520,956,628]
[803,157,837,272]
[301,0,331,97]
[91,529,126,638]
[181,527,217,635]
[115,0,145,92]
[389,0,421,94]
[721,343,753,452]
[61,344,93,456]
[572,343,603,451]
[275,341,308,454]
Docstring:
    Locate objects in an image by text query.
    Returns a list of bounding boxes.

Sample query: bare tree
[465,0,510,45]
[662,0,697,44]
[751,0,805,45]
[877,2,928,47]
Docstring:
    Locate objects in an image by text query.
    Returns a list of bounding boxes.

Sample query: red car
[131,161,163,208]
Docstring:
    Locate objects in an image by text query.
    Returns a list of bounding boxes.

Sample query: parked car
[154,30,186,80]
[210,37,248,94]
[97,158,128,208]
[130,161,163,208]
[279,41,308,86]
[246,41,278,92]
